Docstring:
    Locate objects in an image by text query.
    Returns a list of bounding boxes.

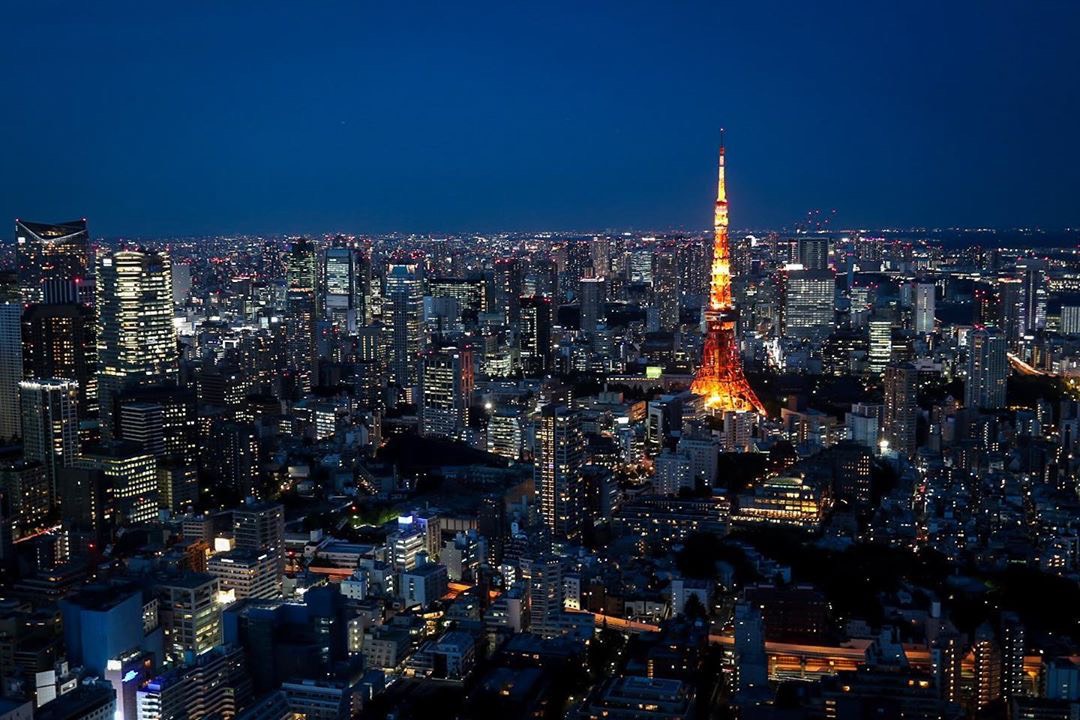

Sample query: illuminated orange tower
[690,137,766,415]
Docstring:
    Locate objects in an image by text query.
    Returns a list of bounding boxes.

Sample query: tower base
[691,312,766,415]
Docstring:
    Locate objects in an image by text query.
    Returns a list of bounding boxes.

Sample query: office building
[15,219,92,306]
[208,550,280,601]
[783,269,834,340]
[420,346,474,439]
[19,378,79,503]
[322,245,358,333]
[579,277,606,335]
[493,258,525,328]
[519,295,553,374]
[156,574,223,660]
[286,238,318,394]
[0,304,22,440]
[22,303,97,413]
[867,319,892,375]
[136,645,250,720]
[96,249,178,438]
[77,441,158,526]
[384,263,424,392]
[797,237,829,270]
[233,502,285,593]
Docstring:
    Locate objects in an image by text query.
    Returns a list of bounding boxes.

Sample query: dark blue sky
[3,1,1078,237]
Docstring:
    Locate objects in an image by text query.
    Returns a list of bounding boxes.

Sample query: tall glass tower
[96,249,178,437]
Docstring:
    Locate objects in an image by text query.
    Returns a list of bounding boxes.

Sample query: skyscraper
[323,245,358,333]
[384,263,424,394]
[1021,267,1046,334]
[117,386,198,512]
[493,258,525,328]
[286,238,318,394]
[797,237,829,270]
[691,140,765,414]
[997,278,1024,345]
[15,219,93,306]
[783,269,835,340]
[653,251,680,333]
[420,346,474,439]
[867,319,893,375]
[579,277,606,335]
[914,282,936,334]
[883,363,918,458]
[535,404,584,543]
[965,329,1008,410]
[519,295,554,374]
[0,304,22,440]
[95,249,178,438]
[19,378,79,505]
[22,303,98,414]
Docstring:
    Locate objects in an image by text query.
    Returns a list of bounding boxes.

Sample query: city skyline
[3,1,1079,237]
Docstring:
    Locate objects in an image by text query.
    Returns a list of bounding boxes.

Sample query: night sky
[3,1,1078,237]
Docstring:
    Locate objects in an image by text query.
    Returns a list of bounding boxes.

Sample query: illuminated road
[1008,353,1049,377]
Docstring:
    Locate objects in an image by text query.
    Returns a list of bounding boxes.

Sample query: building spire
[716,129,727,206]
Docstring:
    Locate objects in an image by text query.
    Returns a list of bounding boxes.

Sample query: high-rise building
[733,602,768,696]
[535,404,584,543]
[998,278,1024,345]
[972,623,1002,711]
[96,249,178,438]
[797,237,829,270]
[914,282,936,334]
[783,269,835,340]
[653,251,680,333]
[384,263,424,393]
[525,556,564,638]
[591,236,611,278]
[15,219,92,305]
[136,645,250,720]
[420,346,474,439]
[233,502,285,594]
[487,411,522,460]
[77,440,159,526]
[0,304,23,440]
[117,386,198,512]
[1061,305,1080,336]
[867,320,893,375]
[323,245,359,333]
[19,378,79,504]
[1021,267,1046,334]
[883,363,918,458]
[579,277,606,335]
[286,238,318,394]
[493,258,525,328]
[519,296,553,374]
[208,549,281,600]
[22,303,97,414]
[1000,612,1025,700]
[965,329,1008,410]
[0,459,50,538]
[156,574,223,660]
[171,261,192,304]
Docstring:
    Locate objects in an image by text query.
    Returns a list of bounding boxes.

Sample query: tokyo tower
[690,137,766,415]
